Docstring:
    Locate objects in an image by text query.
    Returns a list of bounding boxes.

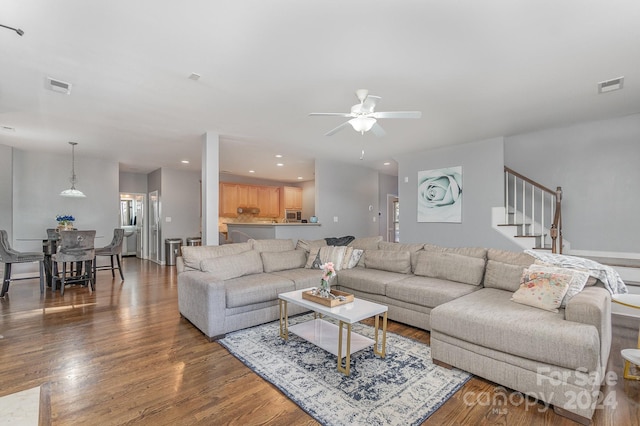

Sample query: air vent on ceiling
[598,76,624,94]
[46,76,72,94]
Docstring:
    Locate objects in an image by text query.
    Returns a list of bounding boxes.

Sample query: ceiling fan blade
[309,112,353,117]
[361,95,381,113]
[371,122,386,137]
[324,121,351,136]
[372,111,422,119]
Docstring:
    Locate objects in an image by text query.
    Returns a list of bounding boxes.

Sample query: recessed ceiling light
[276,163,284,167]
[249,170,255,173]
[181,160,190,164]
[297,176,303,180]
[275,154,283,158]
[188,73,201,81]
[383,162,391,166]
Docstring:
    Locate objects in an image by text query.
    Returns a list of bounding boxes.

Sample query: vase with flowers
[56,214,75,230]
[318,262,335,298]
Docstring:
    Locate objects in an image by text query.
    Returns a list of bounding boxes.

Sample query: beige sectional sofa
[176,236,612,424]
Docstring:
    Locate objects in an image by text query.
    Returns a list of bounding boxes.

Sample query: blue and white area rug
[219,314,471,426]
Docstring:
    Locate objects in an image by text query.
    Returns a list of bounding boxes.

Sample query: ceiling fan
[309,89,421,137]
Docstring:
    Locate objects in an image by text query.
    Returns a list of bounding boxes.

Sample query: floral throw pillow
[511,270,572,313]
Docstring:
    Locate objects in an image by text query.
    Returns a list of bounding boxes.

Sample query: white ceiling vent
[46,76,72,94]
[598,76,624,94]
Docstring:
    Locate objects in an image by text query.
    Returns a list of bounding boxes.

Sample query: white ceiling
[1,1,639,182]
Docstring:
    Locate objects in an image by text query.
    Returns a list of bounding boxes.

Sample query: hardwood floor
[1,258,638,425]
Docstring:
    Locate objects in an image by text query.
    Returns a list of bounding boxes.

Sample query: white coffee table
[278,288,388,376]
[612,293,640,380]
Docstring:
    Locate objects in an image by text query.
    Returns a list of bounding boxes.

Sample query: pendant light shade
[60,141,86,198]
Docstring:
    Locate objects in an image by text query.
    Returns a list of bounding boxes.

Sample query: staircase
[494,167,564,253]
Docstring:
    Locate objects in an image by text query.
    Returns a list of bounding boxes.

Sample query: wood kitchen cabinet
[282,186,303,210]
[257,186,280,217]
[238,185,259,208]
[219,183,240,217]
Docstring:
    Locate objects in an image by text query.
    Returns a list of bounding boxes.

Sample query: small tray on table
[302,289,354,307]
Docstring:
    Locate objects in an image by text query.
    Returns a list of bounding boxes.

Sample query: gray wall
[378,173,398,239]
[315,159,379,238]
[505,113,640,253]
[0,145,12,239]
[160,168,202,245]
[301,180,316,220]
[11,149,119,271]
[396,137,519,250]
[119,171,148,194]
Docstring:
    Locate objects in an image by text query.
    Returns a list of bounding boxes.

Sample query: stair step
[514,234,543,238]
[497,223,529,227]
[581,256,640,270]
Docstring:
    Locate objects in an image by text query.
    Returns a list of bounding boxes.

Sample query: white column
[201,133,220,245]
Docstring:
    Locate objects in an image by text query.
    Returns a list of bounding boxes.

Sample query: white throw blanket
[524,250,628,295]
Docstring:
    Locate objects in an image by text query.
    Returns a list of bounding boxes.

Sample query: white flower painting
[417,166,462,223]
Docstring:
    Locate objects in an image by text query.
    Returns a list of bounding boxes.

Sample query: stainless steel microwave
[285,209,302,222]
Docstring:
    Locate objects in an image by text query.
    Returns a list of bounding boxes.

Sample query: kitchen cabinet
[238,185,259,208]
[282,186,303,210]
[219,183,240,217]
[258,186,280,217]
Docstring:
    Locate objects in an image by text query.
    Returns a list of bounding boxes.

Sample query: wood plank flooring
[1,258,639,425]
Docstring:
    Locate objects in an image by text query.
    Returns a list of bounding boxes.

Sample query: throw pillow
[200,250,263,280]
[347,236,382,267]
[305,247,322,269]
[295,238,327,253]
[511,269,572,313]
[325,235,355,246]
[318,245,348,271]
[342,248,364,270]
[527,263,589,307]
[364,250,411,274]
[261,249,307,272]
[414,251,486,286]
[379,241,425,271]
[484,260,528,292]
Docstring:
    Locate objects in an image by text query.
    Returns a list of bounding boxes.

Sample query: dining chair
[52,230,96,296]
[93,228,125,281]
[0,230,45,297]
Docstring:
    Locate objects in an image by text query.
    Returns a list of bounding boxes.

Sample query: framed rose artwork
[417,166,462,222]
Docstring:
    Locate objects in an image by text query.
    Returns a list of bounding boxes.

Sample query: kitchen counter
[226,222,323,242]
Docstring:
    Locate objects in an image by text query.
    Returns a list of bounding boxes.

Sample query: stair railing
[504,167,563,253]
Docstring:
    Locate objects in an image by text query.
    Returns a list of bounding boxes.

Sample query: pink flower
[321,262,335,281]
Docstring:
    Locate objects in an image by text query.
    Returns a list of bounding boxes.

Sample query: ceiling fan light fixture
[349,117,376,133]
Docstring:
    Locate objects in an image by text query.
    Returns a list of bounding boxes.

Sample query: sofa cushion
[483,249,535,291]
[348,236,382,267]
[423,244,487,259]
[181,242,252,270]
[364,250,412,274]
[200,250,263,280]
[414,251,486,286]
[250,238,295,253]
[271,268,324,290]
[295,238,327,253]
[342,248,364,270]
[511,269,572,312]
[261,249,307,273]
[337,267,407,296]
[378,242,425,271]
[386,276,480,308]
[527,263,590,307]
[225,273,295,308]
[430,288,600,371]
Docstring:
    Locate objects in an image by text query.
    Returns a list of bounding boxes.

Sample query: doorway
[119,193,147,259]
[387,195,400,242]
[149,190,161,264]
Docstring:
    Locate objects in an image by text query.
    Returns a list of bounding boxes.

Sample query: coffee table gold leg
[279,299,288,339]
[374,312,388,358]
[337,321,352,375]
[623,328,640,380]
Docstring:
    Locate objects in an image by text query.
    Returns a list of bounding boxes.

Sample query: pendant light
[60,141,86,198]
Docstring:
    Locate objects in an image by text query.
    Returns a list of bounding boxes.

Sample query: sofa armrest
[565,286,612,372]
[177,270,226,340]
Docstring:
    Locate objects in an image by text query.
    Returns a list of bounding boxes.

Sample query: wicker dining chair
[93,228,125,281]
[52,230,96,295]
[0,230,45,297]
